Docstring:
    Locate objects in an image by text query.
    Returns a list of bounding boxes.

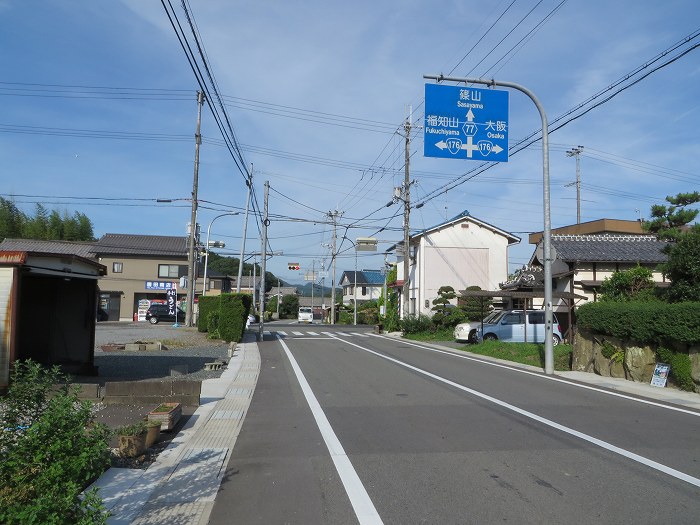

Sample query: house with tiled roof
[1,234,194,322]
[387,210,520,317]
[525,219,669,339]
[339,269,385,305]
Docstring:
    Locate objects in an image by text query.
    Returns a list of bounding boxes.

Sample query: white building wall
[399,219,513,317]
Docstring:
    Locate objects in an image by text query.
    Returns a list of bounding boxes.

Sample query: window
[112,262,123,273]
[502,313,524,325]
[158,264,181,278]
[528,312,545,324]
[362,286,367,296]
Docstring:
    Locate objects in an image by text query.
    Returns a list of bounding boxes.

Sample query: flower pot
[145,422,161,448]
[148,402,182,431]
[118,433,147,458]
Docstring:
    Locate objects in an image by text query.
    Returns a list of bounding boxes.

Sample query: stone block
[624,345,656,382]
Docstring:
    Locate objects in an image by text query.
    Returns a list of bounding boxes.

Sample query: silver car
[476,309,563,345]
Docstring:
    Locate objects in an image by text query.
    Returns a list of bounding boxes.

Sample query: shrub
[576,301,700,345]
[401,314,435,334]
[218,293,249,342]
[197,295,219,333]
[656,347,695,391]
[0,361,110,524]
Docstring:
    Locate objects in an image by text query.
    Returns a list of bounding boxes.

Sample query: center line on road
[276,335,383,525]
[331,334,700,489]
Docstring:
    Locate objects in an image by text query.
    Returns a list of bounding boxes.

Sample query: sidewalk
[89,332,261,525]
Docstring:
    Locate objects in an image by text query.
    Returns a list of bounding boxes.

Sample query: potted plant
[145,420,162,448]
[116,422,148,457]
[147,402,182,431]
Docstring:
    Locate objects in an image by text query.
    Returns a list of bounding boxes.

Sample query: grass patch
[403,328,455,342]
[458,340,572,370]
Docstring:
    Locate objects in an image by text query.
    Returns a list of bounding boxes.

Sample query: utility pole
[186,90,205,328]
[566,146,584,224]
[237,165,253,293]
[258,181,269,338]
[327,210,342,324]
[402,110,412,319]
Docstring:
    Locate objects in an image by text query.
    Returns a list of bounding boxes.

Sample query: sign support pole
[424,74,554,374]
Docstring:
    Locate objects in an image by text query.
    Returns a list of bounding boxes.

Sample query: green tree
[599,266,657,302]
[458,285,494,321]
[23,203,49,239]
[645,191,700,302]
[663,229,700,302]
[0,197,26,241]
[280,294,299,318]
[644,191,700,241]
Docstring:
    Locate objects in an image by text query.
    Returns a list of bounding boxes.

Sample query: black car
[145,304,185,324]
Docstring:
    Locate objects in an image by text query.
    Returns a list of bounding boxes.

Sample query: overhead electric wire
[413,29,700,208]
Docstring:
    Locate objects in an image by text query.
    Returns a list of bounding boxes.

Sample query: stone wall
[573,329,700,392]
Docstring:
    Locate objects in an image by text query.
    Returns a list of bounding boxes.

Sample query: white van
[298,307,313,323]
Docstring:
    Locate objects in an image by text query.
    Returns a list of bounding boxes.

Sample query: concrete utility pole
[237,166,253,293]
[566,146,584,224]
[402,111,412,319]
[327,210,342,324]
[258,181,269,338]
[186,90,205,328]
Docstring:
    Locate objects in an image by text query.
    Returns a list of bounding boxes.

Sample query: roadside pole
[258,181,269,339]
[423,74,554,374]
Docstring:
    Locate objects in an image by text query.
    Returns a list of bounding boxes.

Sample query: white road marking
[372,335,700,418]
[277,331,287,336]
[292,331,304,336]
[335,335,700,489]
[276,335,383,524]
[308,331,319,336]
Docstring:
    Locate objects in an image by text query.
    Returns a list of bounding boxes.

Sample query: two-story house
[339,269,384,305]
[389,210,520,317]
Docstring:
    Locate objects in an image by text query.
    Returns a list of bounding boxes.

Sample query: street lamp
[202,212,240,296]
[345,237,378,326]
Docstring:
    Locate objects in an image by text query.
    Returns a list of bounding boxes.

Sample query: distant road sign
[424,83,509,162]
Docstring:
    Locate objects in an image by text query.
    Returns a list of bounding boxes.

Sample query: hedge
[197,295,219,333]
[576,301,700,345]
[217,293,252,342]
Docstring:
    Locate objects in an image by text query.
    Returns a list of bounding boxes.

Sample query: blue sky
[2,0,699,285]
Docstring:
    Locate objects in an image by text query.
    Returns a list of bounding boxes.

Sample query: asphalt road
[209,322,700,524]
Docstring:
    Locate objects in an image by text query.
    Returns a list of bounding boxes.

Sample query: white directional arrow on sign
[434,137,503,158]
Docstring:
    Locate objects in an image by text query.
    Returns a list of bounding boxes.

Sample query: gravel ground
[89,322,234,468]
[89,321,231,385]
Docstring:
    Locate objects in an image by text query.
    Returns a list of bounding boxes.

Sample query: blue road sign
[424,83,509,162]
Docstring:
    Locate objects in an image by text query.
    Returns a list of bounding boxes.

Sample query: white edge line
[336,335,700,489]
[370,334,700,418]
[276,335,384,525]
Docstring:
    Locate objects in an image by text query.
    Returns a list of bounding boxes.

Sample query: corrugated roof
[0,238,96,258]
[94,234,188,257]
[550,234,669,263]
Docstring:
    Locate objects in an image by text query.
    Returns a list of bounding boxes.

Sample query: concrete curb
[89,331,261,524]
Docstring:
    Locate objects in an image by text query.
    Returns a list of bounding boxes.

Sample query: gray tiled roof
[94,234,188,257]
[0,238,96,258]
[550,234,668,263]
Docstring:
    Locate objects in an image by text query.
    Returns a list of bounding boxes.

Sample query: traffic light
[288,262,300,270]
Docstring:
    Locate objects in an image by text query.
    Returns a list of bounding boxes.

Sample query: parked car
[476,309,563,345]
[145,304,185,324]
[453,310,500,343]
